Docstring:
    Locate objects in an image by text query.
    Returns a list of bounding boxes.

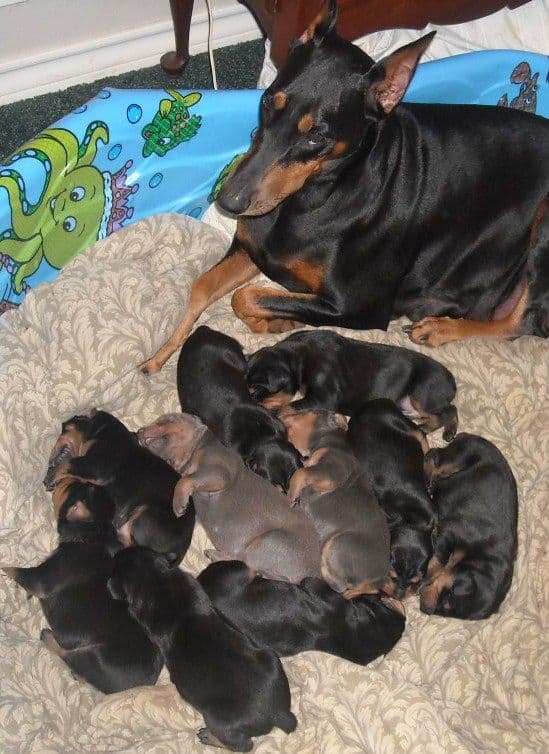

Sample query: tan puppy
[138,413,322,583]
[285,408,390,597]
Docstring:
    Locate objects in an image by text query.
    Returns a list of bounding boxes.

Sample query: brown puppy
[138,413,322,583]
[286,409,390,597]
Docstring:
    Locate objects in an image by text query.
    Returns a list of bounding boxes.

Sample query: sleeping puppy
[108,547,297,752]
[421,433,518,619]
[177,326,301,491]
[43,410,195,564]
[198,560,405,665]
[246,330,458,440]
[347,399,435,598]
[285,409,390,597]
[3,480,162,694]
[138,412,322,583]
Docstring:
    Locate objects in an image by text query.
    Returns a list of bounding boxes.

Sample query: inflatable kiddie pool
[0,49,547,314]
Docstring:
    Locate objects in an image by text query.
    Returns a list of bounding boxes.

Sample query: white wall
[0,0,262,105]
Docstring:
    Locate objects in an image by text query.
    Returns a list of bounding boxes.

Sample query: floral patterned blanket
[0,214,547,753]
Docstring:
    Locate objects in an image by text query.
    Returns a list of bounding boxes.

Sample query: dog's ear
[299,0,338,45]
[66,499,92,521]
[365,32,435,114]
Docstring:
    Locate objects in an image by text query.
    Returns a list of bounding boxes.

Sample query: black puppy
[43,410,194,564]
[3,480,162,694]
[198,560,405,664]
[247,330,458,439]
[347,399,435,599]
[421,433,518,619]
[108,547,297,752]
[177,325,302,490]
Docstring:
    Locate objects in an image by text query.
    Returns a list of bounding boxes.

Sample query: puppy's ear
[298,0,338,45]
[66,500,91,521]
[365,32,435,114]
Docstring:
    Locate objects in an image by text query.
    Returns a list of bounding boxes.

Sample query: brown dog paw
[404,317,463,347]
[138,358,161,376]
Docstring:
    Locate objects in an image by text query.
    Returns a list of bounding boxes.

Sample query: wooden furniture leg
[161,0,195,74]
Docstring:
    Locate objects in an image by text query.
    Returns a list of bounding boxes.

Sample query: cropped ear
[365,32,435,114]
[66,500,91,521]
[299,0,338,45]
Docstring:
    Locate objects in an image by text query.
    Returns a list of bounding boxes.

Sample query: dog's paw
[197,728,224,748]
[138,358,161,376]
[404,317,461,347]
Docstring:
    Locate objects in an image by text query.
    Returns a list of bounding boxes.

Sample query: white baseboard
[0,3,262,106]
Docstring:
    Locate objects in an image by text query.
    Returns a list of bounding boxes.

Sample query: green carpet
[0,38,264,163]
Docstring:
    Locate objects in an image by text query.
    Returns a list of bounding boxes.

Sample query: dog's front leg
[231,285,346,333]
[139,242,259,375]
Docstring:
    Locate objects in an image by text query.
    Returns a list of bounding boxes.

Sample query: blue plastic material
[0,49,547,313]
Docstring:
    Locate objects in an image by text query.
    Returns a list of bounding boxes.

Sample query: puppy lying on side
[138,412,322,583]
[44,410,195,564]
[3,480,162,694]
[108,547,297,752]
[347,399,435,598]
[198,560,405,665]
[177,326,301,491]
[421,433,518,619]
[285,409,390,597]
[246,330,458,440]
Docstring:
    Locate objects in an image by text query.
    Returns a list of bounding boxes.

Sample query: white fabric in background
[257,0,549,87]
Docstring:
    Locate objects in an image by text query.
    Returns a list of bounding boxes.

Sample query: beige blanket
[0,214,547,754]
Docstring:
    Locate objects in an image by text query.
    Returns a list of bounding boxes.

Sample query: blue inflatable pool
[0,49,547,313]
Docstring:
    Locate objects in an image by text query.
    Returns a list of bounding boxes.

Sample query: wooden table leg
[161,0,195,74]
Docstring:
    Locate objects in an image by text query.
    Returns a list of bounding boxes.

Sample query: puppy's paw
[1,566,17,581]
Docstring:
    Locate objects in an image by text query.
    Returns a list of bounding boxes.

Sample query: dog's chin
[239,195,285,217]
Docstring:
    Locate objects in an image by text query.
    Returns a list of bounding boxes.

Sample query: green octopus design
[0,121,108,294]
[142,90,202,158]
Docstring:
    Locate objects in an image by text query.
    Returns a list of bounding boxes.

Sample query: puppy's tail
[275,711,297,734]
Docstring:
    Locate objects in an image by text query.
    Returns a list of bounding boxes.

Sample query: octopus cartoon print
[0,121,138,296]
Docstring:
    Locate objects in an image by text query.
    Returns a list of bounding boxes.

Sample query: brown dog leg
[139,249,259,375]
[405,281,529,347]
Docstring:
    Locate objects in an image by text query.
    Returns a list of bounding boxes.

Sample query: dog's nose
[216,187,251,216]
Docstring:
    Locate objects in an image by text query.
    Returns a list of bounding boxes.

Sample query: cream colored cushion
[0,214,547,753]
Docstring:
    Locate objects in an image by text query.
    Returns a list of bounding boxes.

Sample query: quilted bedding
[0,213,547,754]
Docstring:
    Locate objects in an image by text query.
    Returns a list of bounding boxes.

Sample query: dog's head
[246,345,299,403]
[279,407,347,457]
[247,438,303,493]
[137,412,209,472]
[217,1,434,216]
[54,477,114,538]
[107,545,171,604]
[384,527,432,600]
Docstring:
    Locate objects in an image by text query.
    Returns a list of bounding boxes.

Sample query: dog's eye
[307,130,327,146]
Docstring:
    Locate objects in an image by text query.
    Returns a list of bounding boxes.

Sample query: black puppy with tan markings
[3,480,162,694]
[138,412,322,583]
[177,325,301,491]
[347,399,435,599]
[421,433,518,620]
[108,546,297,752]
[284,408,390,597]
[199,560,405,665]
[44,410,194,564]
[246,330,458,440]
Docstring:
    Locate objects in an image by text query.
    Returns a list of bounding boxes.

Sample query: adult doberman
[140,0,548,375]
